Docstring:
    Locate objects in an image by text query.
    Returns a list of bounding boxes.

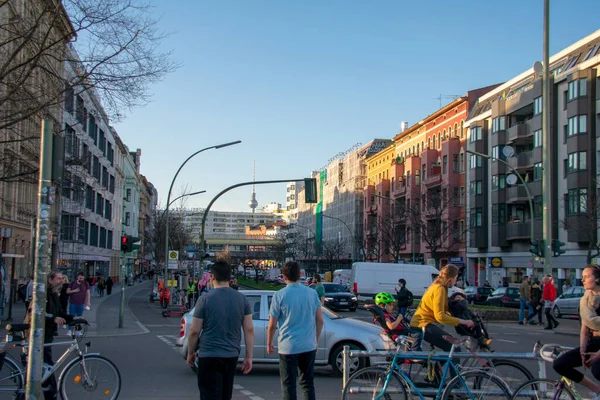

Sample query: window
[415,170,421,186]
[89,223,98,247]
[107,230,113,250]
[470,127,482,142]
[460,187,465,206]
[533,129,542,147]
[107,144,114,166]
[568,78,587,100]
[88,116,97,144]
[452,154,459,173]
[109,175,115,194]
[453,187,459,206]
[99,129,106,155]
[459,152,464,173]
[104,200,111,221]
[460,220,465,240]
[85,186,94,210]
[492,116,506,133]
[99,228,106,249]
[61,215,76,241]
[443,155,448,174]
[492,204,506,225]
[102,167,108,188]
[470,181,482,196]
[492,175,506,191]
[470,208,483,227]
[82,221,89,245]
[96,193,103,215]
[406,171,411,187]
[126,188,132,202]
[65,87,74,114]
[534,195,543,219]
[534,163,543,181]
[567,188,587,215]
[533,96,542,115]
[64,124,79,157]
[76,95,85,124]
[567,115,587,136]
[492,146,499,160]
[125,212,131,226]
[567,152,587,173]
[460,121,464,139]
[93,156,100,181]
[422,164,427,181]
[470,154,482,169]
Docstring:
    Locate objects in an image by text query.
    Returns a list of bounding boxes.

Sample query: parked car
[176,290,393,376]
[485,287,520,308]
[552,286,584,318]
[464,286,494,305]
[322,283,358,312]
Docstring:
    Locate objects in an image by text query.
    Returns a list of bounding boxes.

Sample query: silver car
[552,286,584,318]
[175,290,393,375]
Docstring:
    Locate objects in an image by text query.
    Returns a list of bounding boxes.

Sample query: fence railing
[341,346,546,389]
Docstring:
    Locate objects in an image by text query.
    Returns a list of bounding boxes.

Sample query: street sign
[168,250,179,270]
[490,257,503,268]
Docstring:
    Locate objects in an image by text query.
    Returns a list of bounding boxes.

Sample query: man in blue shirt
[267,262,324,400]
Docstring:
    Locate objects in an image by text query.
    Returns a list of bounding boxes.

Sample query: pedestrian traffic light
[552,239,566,257]
[529,240,544,258]
[130,236,141,251]
[305,178,318,203]
[121,235,131,252]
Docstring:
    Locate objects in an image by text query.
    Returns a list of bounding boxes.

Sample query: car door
[266,295,327,362]
[240,294,264,361]
[571,287,584,315]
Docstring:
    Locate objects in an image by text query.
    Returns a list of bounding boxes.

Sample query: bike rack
[342,346,546,389]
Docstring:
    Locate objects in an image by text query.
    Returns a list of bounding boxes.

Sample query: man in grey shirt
[187,261,254,399]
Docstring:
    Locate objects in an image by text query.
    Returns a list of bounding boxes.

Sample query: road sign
[168,250,179,270]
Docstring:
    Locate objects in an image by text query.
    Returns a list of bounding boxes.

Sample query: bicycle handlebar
[538,343,574,363]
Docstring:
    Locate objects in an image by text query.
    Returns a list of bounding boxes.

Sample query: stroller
[448,292,492,349]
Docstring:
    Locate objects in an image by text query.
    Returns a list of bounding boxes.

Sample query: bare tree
[321,238,347,277]
[400,188,466,268]
[148,208,192,264]
[377,203,408,262]
[561,186,599,263]
[0,0,178,182]
[269,233,288,266]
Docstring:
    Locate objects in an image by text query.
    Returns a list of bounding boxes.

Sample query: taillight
[179,317,186,338]
[353,283,358,294]
[503,296,508,301]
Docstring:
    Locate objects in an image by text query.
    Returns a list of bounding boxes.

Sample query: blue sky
[113,0,599,212]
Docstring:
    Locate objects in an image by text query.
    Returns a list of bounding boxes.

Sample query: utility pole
[119,251,125,328]
[542,0,552,274]
[26,118,54,399]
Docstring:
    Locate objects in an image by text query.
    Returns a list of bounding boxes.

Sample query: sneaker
[66,330,72,336]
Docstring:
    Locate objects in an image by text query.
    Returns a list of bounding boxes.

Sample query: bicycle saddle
[442,335,469,345]
[6,324,29,333]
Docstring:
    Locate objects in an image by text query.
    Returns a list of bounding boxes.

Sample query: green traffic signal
[305,178,318,203]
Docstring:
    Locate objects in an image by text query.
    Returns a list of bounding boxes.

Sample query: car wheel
[330,343,366,377]
[553,306,561,319]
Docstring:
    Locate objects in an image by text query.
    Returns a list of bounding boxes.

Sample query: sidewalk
[0,280,152,337]
[489,316,581,337]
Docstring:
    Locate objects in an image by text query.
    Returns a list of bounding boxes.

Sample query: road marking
[156,334,180,354]
[240,390,254,396]
[496,339,518,344]
[233,384,243,389]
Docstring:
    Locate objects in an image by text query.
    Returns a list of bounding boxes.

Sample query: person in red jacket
[543,275,559,330]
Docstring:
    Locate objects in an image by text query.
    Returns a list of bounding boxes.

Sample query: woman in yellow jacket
[410,264,474,352]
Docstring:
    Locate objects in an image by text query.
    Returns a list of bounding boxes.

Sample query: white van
[333,269,352,289]
[350,262,439,300]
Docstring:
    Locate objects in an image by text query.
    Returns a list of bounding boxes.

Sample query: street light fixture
[163,190,206,214]
[164,141,241,280]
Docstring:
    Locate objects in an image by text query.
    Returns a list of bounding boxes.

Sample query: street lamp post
[163,141,241,280]
[465,149,536,269]
[542,0,553,274]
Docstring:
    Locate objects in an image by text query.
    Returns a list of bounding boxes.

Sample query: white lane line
[240,390,254,396]
[496,339,518,344]
[249,396,265,400]
[233,384,244,390]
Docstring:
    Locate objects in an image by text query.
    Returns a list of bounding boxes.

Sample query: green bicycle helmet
[375,292,395,306]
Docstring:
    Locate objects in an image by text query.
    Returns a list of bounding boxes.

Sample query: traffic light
[305,178,318,203]
[121,235,131,252]
[529,240,544,258]
[130,236,141,251]
[552,239,566,257]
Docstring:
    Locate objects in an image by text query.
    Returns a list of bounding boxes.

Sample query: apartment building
[182,209,284,240]
[465,29,600,287]
[284,181,302,223]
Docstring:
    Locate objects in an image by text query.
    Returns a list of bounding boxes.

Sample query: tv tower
[248,161,258,213]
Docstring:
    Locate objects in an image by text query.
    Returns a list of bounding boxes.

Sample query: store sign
[489,257,503,268]
[448,257,464,265]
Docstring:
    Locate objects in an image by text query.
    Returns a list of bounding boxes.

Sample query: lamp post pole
[160,190,206,219]
[542,0,553,274]
[322,214,354,262]
[465,149,536,270]
[163,141,241,281]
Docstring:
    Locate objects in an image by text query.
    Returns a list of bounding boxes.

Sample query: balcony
[425,173,442,187]
[506,222,530,240]
[507,122,530,142]
[506,185,532,203]
[507,151,534,170]
[394,184,407,196]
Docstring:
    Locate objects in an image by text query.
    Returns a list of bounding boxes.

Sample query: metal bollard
[342,345,350,389]
[538,358,547,379]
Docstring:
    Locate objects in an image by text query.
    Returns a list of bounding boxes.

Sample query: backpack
[17,282,28,302]
[397,287,414,307]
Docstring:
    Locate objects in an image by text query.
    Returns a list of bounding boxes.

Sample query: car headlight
[324,297,334,301]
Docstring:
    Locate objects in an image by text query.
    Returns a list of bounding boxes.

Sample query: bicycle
[510,343,587,400]
[0,319,121,399]
[365,305,533,393]
[341,334,512,400]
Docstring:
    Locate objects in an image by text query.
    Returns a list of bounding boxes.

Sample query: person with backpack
[395,278,413,317]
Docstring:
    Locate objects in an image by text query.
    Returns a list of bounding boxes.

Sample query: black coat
[45,289,73,343]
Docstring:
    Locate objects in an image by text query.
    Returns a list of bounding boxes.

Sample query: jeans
[197,357,238,400]
[69,303,84,317]
[519,298,534,322]
[279,350,316,400]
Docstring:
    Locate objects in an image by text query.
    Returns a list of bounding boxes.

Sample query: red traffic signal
[121,235,131,252]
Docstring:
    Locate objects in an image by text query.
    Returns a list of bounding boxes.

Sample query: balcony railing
[507,151,534,170]
[506,222,530,240]
[506,185,531,202]
[507,122,530,142]
[425,173,442,187]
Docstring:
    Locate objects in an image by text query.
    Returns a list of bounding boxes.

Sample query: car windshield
[479,288,493,295]
[324,284,347,293]
[491,288,505,296]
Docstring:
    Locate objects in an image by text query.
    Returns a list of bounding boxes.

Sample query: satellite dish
[533,61,543,76]
[502,145,515,159]
[506,174,518,185]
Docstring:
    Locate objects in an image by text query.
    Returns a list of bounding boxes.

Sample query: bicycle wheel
[0,353,24,395]
[59,355,121,400]
[511,378,575,400]
[442,370,511,400]
[342,366,408,400]
[478,358,534,394]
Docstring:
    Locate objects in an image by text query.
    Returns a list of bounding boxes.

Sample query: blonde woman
[60,275,70,314]
[410,264,474,351]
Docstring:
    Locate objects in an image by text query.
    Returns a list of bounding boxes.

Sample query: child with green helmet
[376,292,422,350]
